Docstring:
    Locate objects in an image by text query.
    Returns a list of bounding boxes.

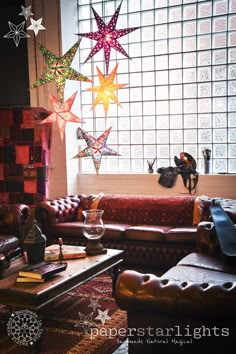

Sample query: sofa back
[97,194,196,226]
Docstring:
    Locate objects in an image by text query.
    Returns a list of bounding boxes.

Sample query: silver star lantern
[4,22,30,47]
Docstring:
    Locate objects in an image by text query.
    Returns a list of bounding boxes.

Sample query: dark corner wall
[0,0,30,107]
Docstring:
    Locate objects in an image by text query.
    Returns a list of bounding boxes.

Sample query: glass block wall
[77,0,236,174]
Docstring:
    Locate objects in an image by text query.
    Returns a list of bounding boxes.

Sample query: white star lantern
[27,18,46,36]
[19,5,34,20]
[4,21,29,47]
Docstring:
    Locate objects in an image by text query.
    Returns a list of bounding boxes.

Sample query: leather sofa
[0,204,29,276]
[35,193,212,271]
[115,199,236,353]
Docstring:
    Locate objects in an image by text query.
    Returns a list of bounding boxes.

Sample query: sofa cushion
[54,222,84,238]
[103,223,131,241]
[165,226,197,243]
[124,225,171,242]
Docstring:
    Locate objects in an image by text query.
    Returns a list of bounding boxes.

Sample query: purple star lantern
[77,1,139,75]
[73,127,120,174]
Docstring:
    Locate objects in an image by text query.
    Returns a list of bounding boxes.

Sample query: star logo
[4,21,30,47]
[31,40,91,102]
[77,0,139,75]
[95,309,111,326]
[88,64,127,117]
[74,312,97,333]
[88,298,102,312]
[41,91,84,141]
[19,5,34,20]
[27,18,46,36]
[73,127,120,174]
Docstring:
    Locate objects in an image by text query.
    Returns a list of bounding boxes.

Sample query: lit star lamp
[41,91,84,141]
[88,64,127,118]
[4,21,29,47]
[31,40,91,102]
[77,0,140,75]
[73,127,120,174]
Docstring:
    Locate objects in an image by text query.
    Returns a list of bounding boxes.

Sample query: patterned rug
[0,274,127,354]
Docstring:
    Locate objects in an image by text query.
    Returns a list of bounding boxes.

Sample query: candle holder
[82,209,106,255]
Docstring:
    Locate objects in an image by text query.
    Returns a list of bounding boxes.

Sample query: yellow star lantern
[88,63,127,118]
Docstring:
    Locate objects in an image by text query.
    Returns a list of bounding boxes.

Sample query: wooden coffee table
[0,248,123,311]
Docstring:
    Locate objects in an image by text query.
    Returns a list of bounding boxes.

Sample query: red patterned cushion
[98,194,196,227]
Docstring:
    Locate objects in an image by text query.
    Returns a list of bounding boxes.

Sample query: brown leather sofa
[35,193,209,271]
[115,199,236,353]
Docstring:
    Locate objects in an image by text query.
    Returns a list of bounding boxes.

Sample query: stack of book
[16,261,67,283]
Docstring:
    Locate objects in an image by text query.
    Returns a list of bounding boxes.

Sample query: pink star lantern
[41,91,84,141]
[77,0,139,75]
[88,64,127,118]
[73,127,120,174]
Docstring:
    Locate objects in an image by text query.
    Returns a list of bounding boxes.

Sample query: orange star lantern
[41,91,84,141]
[88,64,127,118]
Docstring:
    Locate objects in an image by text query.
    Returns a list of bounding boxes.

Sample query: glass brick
[213,17,227,32]
[169,54,182,68]
[198,2,212,18]
[198,98,211,113]
[143,101,156,115]
[183,145,197,158]
[155,0,167,8]
[157,130,169,143]
[170,145,184,157]
[198,67,211,82]
[228,64,236,79]
[142,26,154,42]
[143,130,156,144]
[156,70,169,85]
[183,5,197,20]
[170,69,183,84]
[184,84,197,98]
[213,33,227,48]
[156,86,169,100]
[213,113,227,128]
[155,40,168,54]
[184,130,197,143]
[229,15,236,30]
[198,19,211,34]
[229,32,236,47]
[144,116,155,129]
[119,159,131,173]
[228,97,236,111]
[143,87,155,100]
[130,102,143,116]
[131,159,144,173]
[229,159,236,173]
[170,101,183,114]
[198,35,211,50]
[170,130,183,143]
[131,116,143,130]
[183,68,197,82]
[214,159,227,173]
[156,8,168,24]
[169,6,182,22]
[213,144,227,158]
[213,0,228,16]
[142,11,154,26]
[170,115,183,129]
[213,66,227,80]
[230,0,236,12]
[229,113,236,127]
[170,85,183,99]
[142,42,154,56]
[156,116,169,129]
[157,145,169,158]
[156,25,168,40]
[156,100,169,114]
[183,53,196,67]
[169,23,182,38]
[184,99,197,113]
[144,145,156,159]
[169,38,182,53]
[119,146,131,158]
[198,51,211,66]
[228,81,236,95]
[130,72,142,86]
[183,21,196,36]
[131,131,143,144]
[229,128,236,142]
[198,83,211,97]
[199,129,212,143]
[130,87,142,101]
[156,55,168,70]
[129,13,141,27]
[213,97,227,112]
[184,114,197,128]
[213,49,227,64]
[213,82,227,96]
[170,0,182,5]
[213,129,227,142]
[183,37,196,52]
[229,144,236,157]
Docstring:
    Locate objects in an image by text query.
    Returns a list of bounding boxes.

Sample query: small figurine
[147,157,156,174]
[58,238,64,264]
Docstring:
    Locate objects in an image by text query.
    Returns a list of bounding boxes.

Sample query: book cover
[18,262,67,280]
[45,244,86,261]
[16,277,45,283]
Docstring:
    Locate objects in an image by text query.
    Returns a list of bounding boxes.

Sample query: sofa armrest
[115,270,236,319]
[35,196,80,241]
[196,221,221,256]
[0,204,29,244]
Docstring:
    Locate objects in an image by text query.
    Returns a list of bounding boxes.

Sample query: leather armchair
[115,198,236,353]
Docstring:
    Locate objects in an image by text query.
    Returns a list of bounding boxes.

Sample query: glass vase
[82,209,106,255]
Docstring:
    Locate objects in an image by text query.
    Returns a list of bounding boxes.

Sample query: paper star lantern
[88,64,127,117]
[77,1,139,75]
[73,127,120,174]
[19,5,34,20]
[4,21,30,47]
[41,91,84,141]
[31,40,91,102]
[27,18,46,36]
